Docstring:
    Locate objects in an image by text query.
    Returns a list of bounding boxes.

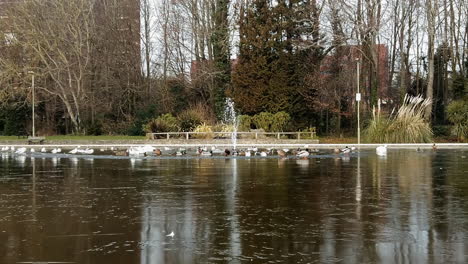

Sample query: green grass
[0,135,146,141]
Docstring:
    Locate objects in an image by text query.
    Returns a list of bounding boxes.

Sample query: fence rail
[147,131,316,140]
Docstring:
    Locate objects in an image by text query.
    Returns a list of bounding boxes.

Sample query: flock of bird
[1,144,427,158]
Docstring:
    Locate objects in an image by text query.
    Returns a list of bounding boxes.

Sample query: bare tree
[4,0,95,132]
[425,0,436,119]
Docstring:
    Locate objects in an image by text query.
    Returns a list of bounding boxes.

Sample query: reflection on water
[1,150,468,263]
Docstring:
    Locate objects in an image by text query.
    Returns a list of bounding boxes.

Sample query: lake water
[1,149,468,263]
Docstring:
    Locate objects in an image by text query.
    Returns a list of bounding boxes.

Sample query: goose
[296,150,310,158]
[376,145,387,156]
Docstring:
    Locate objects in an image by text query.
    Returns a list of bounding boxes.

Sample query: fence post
[298,132,300,140]
[277,133,280,139]
[186,132,189,140]
[255,132,258,139]
[167,133,170,140]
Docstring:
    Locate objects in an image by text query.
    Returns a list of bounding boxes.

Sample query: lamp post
[28,71,35,137]
[356,59,361,147]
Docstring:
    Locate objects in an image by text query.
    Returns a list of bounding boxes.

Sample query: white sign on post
[356,93,361,102]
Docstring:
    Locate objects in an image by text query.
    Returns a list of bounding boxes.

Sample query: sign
[356,93,361,102]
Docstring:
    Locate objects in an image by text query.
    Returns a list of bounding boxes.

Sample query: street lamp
[355,59,361,147]
[27,71,35,137]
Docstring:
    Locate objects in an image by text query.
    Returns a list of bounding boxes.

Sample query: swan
[376,145,387,156]
[296,150,310,158]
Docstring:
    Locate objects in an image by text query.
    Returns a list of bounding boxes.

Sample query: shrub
[364,95,433,143]
[237,115,252,131]
[299,127,317,139]
[85,121,103,136]
[178,109,204,132]
[271,112,291,131]
[252,112,274,131]
[143,113,179,133]
[192,123,214,139]
[447,100,468,141]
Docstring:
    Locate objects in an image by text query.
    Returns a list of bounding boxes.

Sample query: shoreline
[1,140,467,149]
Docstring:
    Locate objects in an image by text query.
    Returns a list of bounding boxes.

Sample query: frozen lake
[1,149,468,263]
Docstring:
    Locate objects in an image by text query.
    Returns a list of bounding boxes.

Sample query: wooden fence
[147,130,316,140]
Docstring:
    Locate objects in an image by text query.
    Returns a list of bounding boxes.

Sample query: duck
[200,151,212,156]
[432,144,437,151]
[376,145,387,156]
[278,149,287,158]
[341,146,351,154]
[259,151,268,157]
[30,148,35,153]
[176,148,186,156]
[245,151,251,157]
[224,149,231,156]
[41,147,47,153]
[296,150,310,158]
[153,149,162,156]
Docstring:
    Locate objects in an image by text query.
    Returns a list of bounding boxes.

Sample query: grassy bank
[0,135,146,142]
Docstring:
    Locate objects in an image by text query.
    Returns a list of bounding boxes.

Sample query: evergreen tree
[212,0,231,119]
[231,0,314,121]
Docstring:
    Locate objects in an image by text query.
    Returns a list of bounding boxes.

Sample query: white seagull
[376,145,387,156]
